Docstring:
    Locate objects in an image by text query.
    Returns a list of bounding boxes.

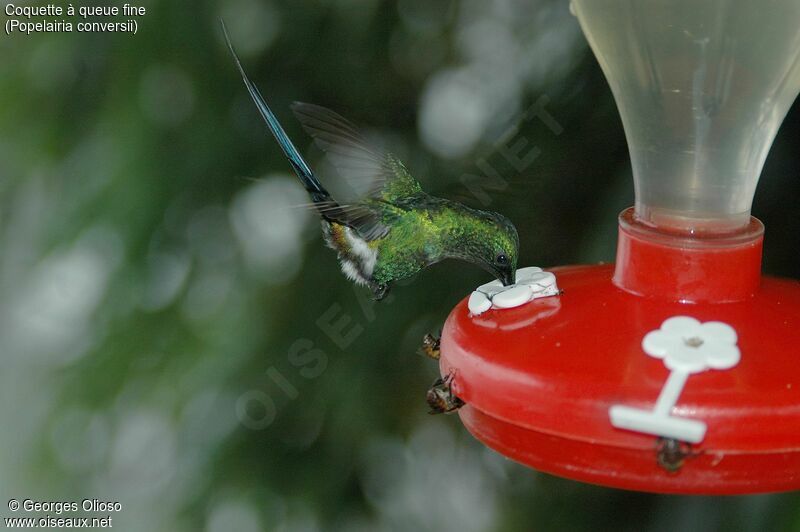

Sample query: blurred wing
[290,102,421,201]
[313,200,391,241]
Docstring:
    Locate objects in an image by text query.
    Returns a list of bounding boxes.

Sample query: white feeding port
[609,316,741,443]
[468,266,559,315]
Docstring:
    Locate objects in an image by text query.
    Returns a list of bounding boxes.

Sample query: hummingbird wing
[221,22,390,242]
[290,103,422,203]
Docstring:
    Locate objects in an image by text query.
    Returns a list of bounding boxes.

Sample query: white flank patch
[340,260,368,285]
[343,228,378,277]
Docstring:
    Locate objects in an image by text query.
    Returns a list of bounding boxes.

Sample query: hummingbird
[224,27,519,300]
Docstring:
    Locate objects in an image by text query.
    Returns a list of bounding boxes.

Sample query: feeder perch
[438,0,800,494]
[609,316,742,444]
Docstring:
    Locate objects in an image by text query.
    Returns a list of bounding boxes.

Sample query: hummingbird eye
[496,253,509,265]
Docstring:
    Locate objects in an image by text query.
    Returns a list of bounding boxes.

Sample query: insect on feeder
[438,0,800,493]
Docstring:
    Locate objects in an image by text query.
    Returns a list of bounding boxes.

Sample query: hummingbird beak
[476,260,515,287]
[497,267,515,287]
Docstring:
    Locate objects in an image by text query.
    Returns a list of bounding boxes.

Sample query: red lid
[439,213,800,494]
[613,208,764,303]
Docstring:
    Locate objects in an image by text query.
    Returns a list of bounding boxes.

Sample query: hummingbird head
[469,210,519,287]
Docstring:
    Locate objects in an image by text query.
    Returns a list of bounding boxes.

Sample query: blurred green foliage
[1,1,799,531]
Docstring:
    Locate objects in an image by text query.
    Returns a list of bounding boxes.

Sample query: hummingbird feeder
[438,0,800,494]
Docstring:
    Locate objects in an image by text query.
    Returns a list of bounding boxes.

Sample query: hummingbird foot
[426,372,465,415]
[421,333,441,360]
[371,283,391,301]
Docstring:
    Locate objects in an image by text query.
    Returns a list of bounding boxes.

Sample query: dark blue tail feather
[221,21,330,203]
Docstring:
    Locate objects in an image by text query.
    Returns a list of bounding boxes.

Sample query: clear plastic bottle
[572,0,800,235]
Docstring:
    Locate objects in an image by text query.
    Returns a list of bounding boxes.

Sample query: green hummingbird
[224,28,519,300]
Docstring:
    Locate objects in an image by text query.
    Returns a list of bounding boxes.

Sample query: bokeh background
[2,0,800,530]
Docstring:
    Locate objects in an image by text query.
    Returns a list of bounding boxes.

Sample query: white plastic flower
[642,316,740,373]
[468,266,560,315]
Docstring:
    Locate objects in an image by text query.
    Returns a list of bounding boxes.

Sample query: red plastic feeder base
[440,210,800,494]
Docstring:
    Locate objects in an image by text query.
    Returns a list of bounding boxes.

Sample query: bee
[656,437,694,473]
[421,333,441,360]
[426,372,465,415]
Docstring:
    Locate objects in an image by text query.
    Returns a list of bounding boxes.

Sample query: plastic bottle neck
[612,208,764,303]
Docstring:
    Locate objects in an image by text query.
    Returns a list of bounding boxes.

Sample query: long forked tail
[221,21,330,203]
